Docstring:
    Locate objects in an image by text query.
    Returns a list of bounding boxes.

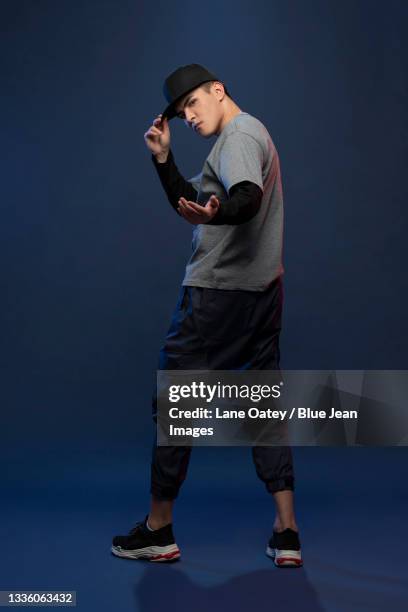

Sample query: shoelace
[129,521,144,536]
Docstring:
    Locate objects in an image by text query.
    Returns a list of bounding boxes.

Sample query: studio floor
[2,447,407,611]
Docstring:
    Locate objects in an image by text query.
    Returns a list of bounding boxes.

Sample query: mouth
[193,122,202,132]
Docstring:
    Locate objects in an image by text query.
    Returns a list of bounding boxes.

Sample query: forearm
[207,181,263,225]
[152,149,198,213]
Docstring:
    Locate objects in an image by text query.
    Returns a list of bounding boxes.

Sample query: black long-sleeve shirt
[151,150,263,225]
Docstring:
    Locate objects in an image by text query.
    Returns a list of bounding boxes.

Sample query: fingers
[208,194,220,209]
[146,115,165,135]
[144,131,157,141]
[153,114,167,127]
[177,197,216,226]
[153,114,169,130]
[177,196,219,225]
[179,196,217,209]
[177,203,193,219]
[145,114,169,141]
[179,197,191,207]
[148,126,162,137]
[144,124,164,141]
[178,199,202,222]
[178,198,199,214]
[181,200,205,213]
[179,197,199,206]
[144,114,170,155]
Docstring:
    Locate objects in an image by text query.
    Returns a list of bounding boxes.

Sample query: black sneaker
[111,516,180,562]
[266,528,303,567]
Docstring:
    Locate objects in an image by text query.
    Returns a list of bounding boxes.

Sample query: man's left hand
[177,195,220,224]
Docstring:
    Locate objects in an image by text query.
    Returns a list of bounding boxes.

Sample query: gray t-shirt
[182,111,284,291]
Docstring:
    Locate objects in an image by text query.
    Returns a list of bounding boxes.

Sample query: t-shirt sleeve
[187,172,202,193]
[218,131,264,194]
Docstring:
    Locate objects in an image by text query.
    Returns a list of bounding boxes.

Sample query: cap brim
[161,102,177,121]
[161,83,206,121]
[162,78,225,121]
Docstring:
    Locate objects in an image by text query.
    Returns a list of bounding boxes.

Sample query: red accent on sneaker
[150,550,180,561]
[275,557,303,566]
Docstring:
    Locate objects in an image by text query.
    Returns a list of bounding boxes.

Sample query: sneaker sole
[266,546,303,567]
[111,543,180,562]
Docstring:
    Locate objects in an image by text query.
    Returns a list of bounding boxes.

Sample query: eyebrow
[176,94,194,117]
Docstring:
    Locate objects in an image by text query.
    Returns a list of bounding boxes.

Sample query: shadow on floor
[133,563,324,612]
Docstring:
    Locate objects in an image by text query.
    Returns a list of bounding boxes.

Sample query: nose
[184,107,196,126]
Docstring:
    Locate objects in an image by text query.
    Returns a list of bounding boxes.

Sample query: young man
[111,64,302,567]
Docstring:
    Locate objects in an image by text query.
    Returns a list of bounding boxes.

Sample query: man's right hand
[144,114,170,162]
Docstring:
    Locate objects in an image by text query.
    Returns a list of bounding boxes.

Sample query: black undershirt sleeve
[207,181,263,225]
[152,150,263,225]
[151,150,197,213]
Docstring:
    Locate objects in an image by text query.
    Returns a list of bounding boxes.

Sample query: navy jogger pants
[151,276,294,500]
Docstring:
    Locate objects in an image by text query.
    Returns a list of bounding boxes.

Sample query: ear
[213,81,226,101]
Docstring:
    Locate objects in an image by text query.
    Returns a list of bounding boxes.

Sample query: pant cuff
[266,476,294,494]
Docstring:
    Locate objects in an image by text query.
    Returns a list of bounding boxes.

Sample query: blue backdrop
[1,1,407,610]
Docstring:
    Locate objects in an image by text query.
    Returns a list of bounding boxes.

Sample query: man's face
[174,83,223,137]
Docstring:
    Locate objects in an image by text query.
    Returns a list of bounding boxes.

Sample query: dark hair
[201,80,233,100]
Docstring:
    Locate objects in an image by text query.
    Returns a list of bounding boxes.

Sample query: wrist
[154,150,170,163]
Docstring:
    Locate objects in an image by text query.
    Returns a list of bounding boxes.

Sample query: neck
[217,101,242,135]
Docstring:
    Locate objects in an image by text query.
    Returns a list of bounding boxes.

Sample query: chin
[200,128,215,139]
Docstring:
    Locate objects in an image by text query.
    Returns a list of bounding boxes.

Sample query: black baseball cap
[162,63,224,120]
